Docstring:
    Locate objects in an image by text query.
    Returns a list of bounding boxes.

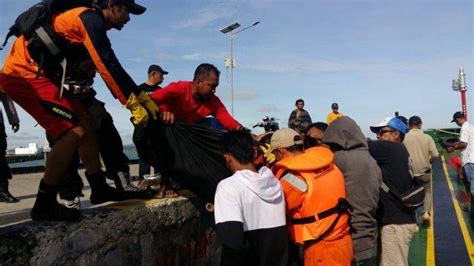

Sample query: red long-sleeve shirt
[150,81,240,130]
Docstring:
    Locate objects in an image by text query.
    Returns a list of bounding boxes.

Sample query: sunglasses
[377,129,394,136]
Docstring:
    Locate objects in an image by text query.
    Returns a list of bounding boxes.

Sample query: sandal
[164,189,178,198]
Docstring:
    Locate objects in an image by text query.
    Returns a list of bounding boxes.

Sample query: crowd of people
[0,0,463,265]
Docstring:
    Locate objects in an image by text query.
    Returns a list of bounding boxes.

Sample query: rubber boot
[30,179,81,221]
[0,180,19,203]
[87,171,127,205]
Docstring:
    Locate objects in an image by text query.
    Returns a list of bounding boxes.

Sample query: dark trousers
[0,123,12,182]
[57,98,130,199]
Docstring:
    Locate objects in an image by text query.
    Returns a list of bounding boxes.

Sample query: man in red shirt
[150,63,242,131]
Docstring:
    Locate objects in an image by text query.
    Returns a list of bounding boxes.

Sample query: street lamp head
[220,22,241,34]
[252,21,260,26]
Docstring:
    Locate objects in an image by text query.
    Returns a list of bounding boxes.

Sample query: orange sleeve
[74,9,139,104]
[281,179,306,213]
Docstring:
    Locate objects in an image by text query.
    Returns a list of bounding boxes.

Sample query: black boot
[31,179,81,221]
[87,171,128,204]
[88,171,152,203]
[0,180,19,203]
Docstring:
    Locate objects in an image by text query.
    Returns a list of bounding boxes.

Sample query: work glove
[259,144,276,164]
[126,93,149,126]
[136,91,159,120]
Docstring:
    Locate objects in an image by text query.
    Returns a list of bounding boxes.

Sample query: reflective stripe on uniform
[281,172,307,192]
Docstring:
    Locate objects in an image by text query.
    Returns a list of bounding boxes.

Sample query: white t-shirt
[460,121,474,165]
[214,166,286,231]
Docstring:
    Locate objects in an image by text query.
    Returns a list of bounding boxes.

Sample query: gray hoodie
[323,116,382,261]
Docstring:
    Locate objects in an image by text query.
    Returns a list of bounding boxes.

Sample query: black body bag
[133,120,231,202]
[381,180,425,209]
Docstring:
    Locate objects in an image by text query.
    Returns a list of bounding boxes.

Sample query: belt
[63,84,92,95]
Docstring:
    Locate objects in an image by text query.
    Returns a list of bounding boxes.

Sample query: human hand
[136,91,159,120]
[160,111,175,124]
[126,94,149,126]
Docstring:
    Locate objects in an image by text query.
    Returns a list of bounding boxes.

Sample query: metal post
[453,66,468,120]
[230,33,234,116]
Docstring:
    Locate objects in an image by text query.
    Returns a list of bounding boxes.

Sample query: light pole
[452,65,468,119]
[220,21,260,115]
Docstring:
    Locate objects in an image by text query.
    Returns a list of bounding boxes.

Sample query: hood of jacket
[237,166,283,202]
[323,116,368,151]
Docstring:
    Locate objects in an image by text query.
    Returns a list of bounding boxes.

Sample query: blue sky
[0,0,472,148]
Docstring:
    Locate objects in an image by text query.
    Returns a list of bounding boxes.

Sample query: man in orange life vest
[269,128,353,265]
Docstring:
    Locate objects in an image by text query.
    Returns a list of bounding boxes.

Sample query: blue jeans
[463,163,474,194]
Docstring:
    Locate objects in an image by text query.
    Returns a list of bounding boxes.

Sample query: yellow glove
[136,91,159,120]
[259,144,276,164]
[126,93,149,126]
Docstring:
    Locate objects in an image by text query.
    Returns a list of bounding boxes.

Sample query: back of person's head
[307,122,328,132]
[222,130,254,164]
[193,63,220,82]
[271,128,304,154]
[408,116,422,127]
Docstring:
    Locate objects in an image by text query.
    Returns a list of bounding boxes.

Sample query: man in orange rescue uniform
[269,128,353,265]
[0,0,158,221]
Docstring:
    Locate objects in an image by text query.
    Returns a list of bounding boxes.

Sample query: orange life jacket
[274,146,351,245]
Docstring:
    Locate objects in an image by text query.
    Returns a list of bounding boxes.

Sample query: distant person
[288,99,312,134]
[304,122,328,149]
[447,111,474,221]
[137,64,168,182]
[270,128,353,265]
[403,116,439,226]
[0,93,20,203]
[368,117,417,266]
[327,102,343,125]
[323,116,382,265]
[147,63,243,197]
[214,130,288,266]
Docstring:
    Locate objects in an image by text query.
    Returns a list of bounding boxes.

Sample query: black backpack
[1,0,95,91]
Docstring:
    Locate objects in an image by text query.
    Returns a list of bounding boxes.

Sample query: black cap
[451,111,464,122]
[408,115,422,125]
[147,65,168,75]
[331,103,339,109]
[116,0,146,15]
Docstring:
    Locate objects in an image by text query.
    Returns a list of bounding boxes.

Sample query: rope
[428,128,460,136]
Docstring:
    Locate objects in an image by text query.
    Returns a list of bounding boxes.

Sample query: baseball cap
[331,103,339,109]
[116,0,146,15]
[408,116,422,125]
[451,111,464,122]
[147,65,168,75]
[370,117,408,134]
[270,128,303,151]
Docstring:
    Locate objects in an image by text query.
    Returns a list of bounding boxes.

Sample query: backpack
[1,0,95,94]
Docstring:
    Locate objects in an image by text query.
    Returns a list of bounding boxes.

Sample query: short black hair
[222,131,254,164]
[193,63,220,82]
[285,144,304,153]
[307,122,328,132]
[295,99,304,105]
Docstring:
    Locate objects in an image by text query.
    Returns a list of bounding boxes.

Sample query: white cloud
[258,104,280,113]
[182,52,202,61]
[172,4,235,29]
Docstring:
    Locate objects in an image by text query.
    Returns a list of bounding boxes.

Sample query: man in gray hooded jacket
[323,116,382,266]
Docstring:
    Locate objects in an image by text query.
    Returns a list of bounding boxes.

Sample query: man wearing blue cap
[368,117,417,266]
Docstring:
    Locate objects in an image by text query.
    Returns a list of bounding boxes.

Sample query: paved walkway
[0,165,141,228]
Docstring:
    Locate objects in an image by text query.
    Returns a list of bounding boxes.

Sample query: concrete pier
[0,165,221,265]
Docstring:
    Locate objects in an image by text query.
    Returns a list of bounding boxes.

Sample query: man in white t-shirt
[214,131,288,266]
[448,111,474,221]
